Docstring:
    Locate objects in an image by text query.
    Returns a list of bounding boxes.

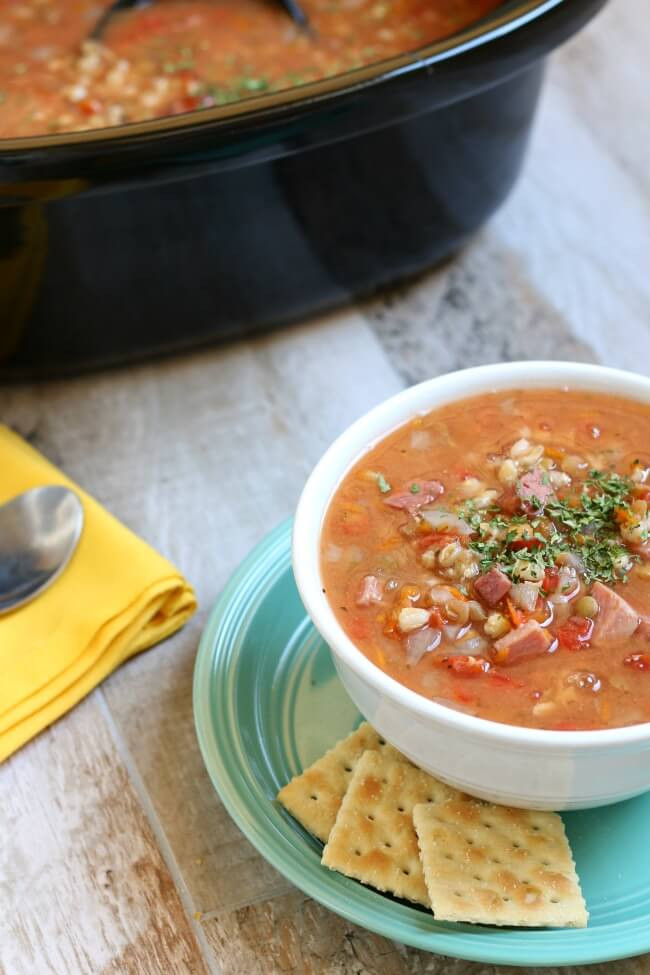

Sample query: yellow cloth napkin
[0,425,197,762]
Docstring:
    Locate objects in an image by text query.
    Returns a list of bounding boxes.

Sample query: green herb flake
[377,474,391,494]
[410,483,421,494]
[464,467,637,585]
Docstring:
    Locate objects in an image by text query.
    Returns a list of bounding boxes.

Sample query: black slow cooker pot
[0,0,605,379]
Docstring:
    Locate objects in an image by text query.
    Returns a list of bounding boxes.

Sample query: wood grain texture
[0,691,207,975]
[1,1,649,972]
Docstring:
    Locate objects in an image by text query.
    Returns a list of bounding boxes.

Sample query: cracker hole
[426,797,434,804]
[367,814,375,822]
[397,806,405,813]
[454,892,463,898]
[354,850,361,857]
[444,853,453,861]
[309,795,317,801]
[402,869,410,876]
[378,738,386,746]
[382,778,388,785]
[472,875,482,882]
[482,822,493,829]
[466,839,474,846]
[502,897,510,903]
[491,859,501,865]
[512,843,520,849]
[542,860,550,867]
[532,825,540,831]
[384,842,392,849]
[344,766,352,773]
[550,898,560,904]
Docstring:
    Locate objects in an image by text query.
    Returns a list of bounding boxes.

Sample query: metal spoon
[0,486,84,614]
[90,0,311,41]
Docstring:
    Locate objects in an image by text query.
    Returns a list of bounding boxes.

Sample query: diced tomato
[557,616,593,651]
[454,689,478,705]
[487,672,524,689]
[347,616,370,641]
[543,567,560,593]
[623,653,650,671]
[429,607,445,628]
[498,487,522,516]
[416,532,459,551]
[440,655,491,677]
[169,95,203,114]
[79,98,103,117]
[509,537,542,552]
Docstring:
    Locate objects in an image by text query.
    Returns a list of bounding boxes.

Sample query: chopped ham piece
[474,567,511,607]
[517,468,554,509]
[356,575,384,607]
[493,619,553,665]
[591,581,640,645]
[384,479,443,513]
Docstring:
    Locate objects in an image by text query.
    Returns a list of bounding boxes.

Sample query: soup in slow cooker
[321,389,650,731]
[0,0,501,137]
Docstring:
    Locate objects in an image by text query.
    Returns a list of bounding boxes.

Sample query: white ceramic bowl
[293,361,650,810]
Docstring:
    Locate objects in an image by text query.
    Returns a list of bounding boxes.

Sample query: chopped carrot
[506,597,524,628]
[544,447,565,461]
[448,586,465,600]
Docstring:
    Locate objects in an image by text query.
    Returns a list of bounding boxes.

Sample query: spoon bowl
[0,486,84,614]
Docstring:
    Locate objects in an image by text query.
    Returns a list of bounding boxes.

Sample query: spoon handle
[90,0,153,41]
[91,0,311,41]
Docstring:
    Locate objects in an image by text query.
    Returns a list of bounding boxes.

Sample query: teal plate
[193,519,650,966]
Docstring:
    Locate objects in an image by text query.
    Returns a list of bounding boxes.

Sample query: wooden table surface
[2,3,649,972]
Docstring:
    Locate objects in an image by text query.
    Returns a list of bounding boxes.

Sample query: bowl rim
[0,0,567,154]
[293,360,650,752]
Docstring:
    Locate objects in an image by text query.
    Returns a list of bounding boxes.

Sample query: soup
[0,0,501,137]
[321,389,650,731]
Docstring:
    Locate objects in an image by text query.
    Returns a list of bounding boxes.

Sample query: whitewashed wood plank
[490,1,650,372]
[0,312,404,919]
[0,692,209,975]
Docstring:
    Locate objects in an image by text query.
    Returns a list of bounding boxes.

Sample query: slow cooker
[0,0,605,378]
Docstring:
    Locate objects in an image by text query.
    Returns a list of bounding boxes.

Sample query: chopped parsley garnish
[461,469,637,585]
[410,483,421,494]
[377,474,391,494]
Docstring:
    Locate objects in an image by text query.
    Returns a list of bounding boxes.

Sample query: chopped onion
[549,566,581,604]
[410,429,431,450]
[405,626,441,665]
[557,551,585,574]
[346,545,364,564]
[325,543,343,563]
[421,509,473,536]
[442,624,461,641]
[510,582,540,613]
[457,635,489,655]
[430,586,454,605]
